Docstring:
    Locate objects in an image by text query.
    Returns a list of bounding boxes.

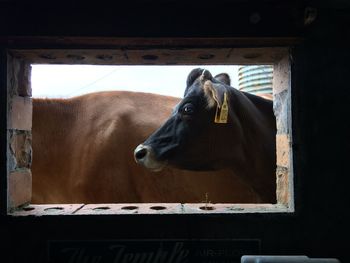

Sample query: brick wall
[273,55,293,207]
[7,54,32,210]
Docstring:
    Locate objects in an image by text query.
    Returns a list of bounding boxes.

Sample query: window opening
[6,47,293,215]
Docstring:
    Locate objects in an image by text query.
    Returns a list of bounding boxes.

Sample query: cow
[32,90,260,204]
[134,68,277,203]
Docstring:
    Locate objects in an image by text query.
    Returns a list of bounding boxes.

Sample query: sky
[31,65,240,98]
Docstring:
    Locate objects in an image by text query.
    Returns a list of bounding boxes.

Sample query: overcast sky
[31,65,240,98]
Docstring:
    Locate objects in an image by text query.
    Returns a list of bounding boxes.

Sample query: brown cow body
[32,91,259,204]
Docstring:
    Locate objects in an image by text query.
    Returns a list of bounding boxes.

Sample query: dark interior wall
[291,5,350,259]
[1,1,349,263]
[0,0,304,38]
[291,6,350,259]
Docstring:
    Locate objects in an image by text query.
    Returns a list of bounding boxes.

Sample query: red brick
[18,61,32,97]
[276,134,290,167]
[276,166,289,205]
[273,55,290,95]
[8,95,32,130]
[9,131,32,169]
[8,169,32,209]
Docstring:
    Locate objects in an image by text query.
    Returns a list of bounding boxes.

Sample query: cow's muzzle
[134,144,167,172]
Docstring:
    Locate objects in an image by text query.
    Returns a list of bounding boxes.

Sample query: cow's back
[32,91,259,204]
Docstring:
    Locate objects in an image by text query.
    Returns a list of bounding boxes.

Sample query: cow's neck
[226,89,277,203]
[230,157,276,203]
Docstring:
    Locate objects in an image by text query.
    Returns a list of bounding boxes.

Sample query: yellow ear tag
[214,92,229,124]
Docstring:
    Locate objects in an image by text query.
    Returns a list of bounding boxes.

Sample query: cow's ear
[214,73,231,86]
[185,68,204,96]
[185,68,213,96]
[200,69,213,82]
[186,68,205,87]
[202,80,227,109]
[203,81,229,123]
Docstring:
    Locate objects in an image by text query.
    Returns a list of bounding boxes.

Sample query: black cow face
[134,68,239,171]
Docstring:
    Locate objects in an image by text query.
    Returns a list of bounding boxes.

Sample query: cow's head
[134,68,244,172]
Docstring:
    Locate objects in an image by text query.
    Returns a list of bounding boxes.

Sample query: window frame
[2,38,296,216]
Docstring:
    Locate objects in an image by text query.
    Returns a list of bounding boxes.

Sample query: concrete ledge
[10,204,84,216]
[9,203,292,216]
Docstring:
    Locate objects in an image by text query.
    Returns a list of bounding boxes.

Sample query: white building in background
[238,65,273,99]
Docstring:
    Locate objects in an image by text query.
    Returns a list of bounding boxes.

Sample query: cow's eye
[182,103,195,115]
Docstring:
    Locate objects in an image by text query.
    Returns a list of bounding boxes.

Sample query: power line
[67,68,119,96]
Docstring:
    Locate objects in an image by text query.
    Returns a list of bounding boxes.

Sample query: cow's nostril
[135,147,148,160]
